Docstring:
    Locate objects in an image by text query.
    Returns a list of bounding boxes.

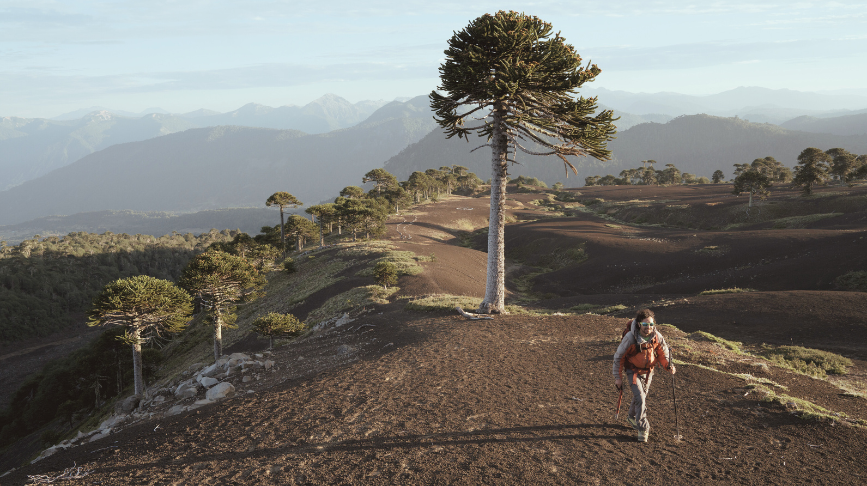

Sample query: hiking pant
[627,369,653,432]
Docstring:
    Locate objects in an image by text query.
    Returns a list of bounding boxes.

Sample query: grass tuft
[699,287,756,295]
[760,345,852,378]
[689,331,744,354]
[834,270,867,292]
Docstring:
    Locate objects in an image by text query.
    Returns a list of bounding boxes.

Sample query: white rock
[175,386,198,400]
[200,376,219,388]
[206,382,236,401]
[215,357,230,367]
[228,352,250,361]
[264,360,275,371]
[194,399,214,406]
[198,363,220,379]
[88,429,111,442]
[254,354,264,359]
[242,376,252,383]
[166,405,187,417]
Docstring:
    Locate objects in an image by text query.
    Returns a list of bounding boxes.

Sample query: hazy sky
[2,0,866,118]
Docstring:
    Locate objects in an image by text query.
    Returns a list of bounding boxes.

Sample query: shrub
[761,345,852,377]
[834,271,867,292]
[699,287,755,295]
[282,258,297,274]
[373,261,398,288]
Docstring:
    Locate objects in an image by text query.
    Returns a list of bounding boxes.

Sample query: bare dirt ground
[4,185,867,485]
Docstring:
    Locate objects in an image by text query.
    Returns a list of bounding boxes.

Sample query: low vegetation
[699,287,756,295]
[760,345,852,378]
[834,271,867,292]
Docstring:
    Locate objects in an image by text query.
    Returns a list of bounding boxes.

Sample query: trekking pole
[669,349,682,441]
[614,383,623,420]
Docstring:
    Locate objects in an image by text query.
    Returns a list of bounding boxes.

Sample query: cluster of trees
[792,147,867,195]
[261,166,484,252]
[731,148,867,204]
[0,230,237,341]
[584,160,711,187]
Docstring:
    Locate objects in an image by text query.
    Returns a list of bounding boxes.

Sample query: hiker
[613,309,676,442]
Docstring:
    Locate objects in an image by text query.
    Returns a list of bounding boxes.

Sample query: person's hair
[635,309,655,323]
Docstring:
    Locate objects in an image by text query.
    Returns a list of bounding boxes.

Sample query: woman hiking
[613,309,676,442]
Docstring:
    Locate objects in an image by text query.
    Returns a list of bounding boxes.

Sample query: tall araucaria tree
[88,275,192,396]
[178,250,264,360]
[265,192,302,255]
[792,147,831,196]
[362,168,398,195]
[430,11,616,314]
[306,203,337,247]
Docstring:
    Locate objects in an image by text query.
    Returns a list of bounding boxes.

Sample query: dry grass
[699,287,756,295]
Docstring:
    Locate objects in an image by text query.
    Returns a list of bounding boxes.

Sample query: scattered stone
[264,360,275,371]
[242,376,252,383]
[166,405,187,417]
[115,395,141,414]
[194,399,214,406]
[175,386,198,400]
[206,382,236,401]
[200,376,219,388]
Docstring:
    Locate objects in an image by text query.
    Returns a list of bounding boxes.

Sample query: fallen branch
[455,306,494,320]
[26,463,91,484]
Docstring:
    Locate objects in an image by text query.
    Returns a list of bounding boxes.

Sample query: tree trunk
[748,190,753,207]
[279,208,286,255]
[479,104,509,314]
[319,220,325,247]
[131,328,145,396]
[213,308,223,361]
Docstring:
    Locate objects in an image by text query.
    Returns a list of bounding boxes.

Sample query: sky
[2,0,866,118]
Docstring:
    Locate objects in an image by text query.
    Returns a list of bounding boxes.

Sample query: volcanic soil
[4,183,867,485]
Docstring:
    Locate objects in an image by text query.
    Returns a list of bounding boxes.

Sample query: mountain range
[0,95,390,191]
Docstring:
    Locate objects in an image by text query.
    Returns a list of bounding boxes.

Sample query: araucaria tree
[265,192,302,254]
[88,276,192,396]
[792,147,831,195]
[430,11,616,313]
[251,312,305,350]
[178,250,264,360]
[732,168,771,208]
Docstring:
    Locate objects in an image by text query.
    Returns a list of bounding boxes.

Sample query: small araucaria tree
[266,192,302,255]
[732,168,772,208]
[88,276,192,396]
[251,312,305,350]
[178,250,264,360]
[430,11,616,313]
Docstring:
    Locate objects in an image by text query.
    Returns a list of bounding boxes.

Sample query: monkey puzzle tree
[265,192,302,254]
[732,169,772,208]
[793,147,831,196]
[251,312,305,350]
[88,276,192,396]
[712,170,725,183]
[340,186,366,199]
[306,203,337,247]
[362,168,398,195]
[430,11,616,313]
[178,250,264,360]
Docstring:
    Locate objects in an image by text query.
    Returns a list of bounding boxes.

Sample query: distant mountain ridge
[384,114,867,187]
[0,95,417,191]
[0,110,437,226]
[780,113,867,136]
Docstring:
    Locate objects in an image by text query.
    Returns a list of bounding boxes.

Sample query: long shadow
[76,422,632,477]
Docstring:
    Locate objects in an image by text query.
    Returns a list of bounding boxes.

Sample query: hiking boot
[627,415,639,430]
[637,429,649,443]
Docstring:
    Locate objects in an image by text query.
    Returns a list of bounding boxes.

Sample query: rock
[243,361,264,371]
[115,395,141,414]
[98,414,127,430]
[166,405,187,417]
[215,357,230,367]
[206,382,236,401]
[242,376,252,383]
[188,362,204,371]
[176,387,198,400]
[89,429,111,442]
[194,399,214,406]
[198,363,220,379]
[200,377,219,388]
[254,354,264,359]
[335,313,354,327]
[337,345,354,355]
[264,360,275,371]
[228,352,251,361]
[227,357,247,368]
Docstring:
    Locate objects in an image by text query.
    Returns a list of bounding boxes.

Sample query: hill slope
[5,191,867,484]
[384,114,867,186]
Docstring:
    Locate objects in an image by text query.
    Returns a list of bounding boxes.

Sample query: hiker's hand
[669,365,677,375]
[615,377,622,388]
